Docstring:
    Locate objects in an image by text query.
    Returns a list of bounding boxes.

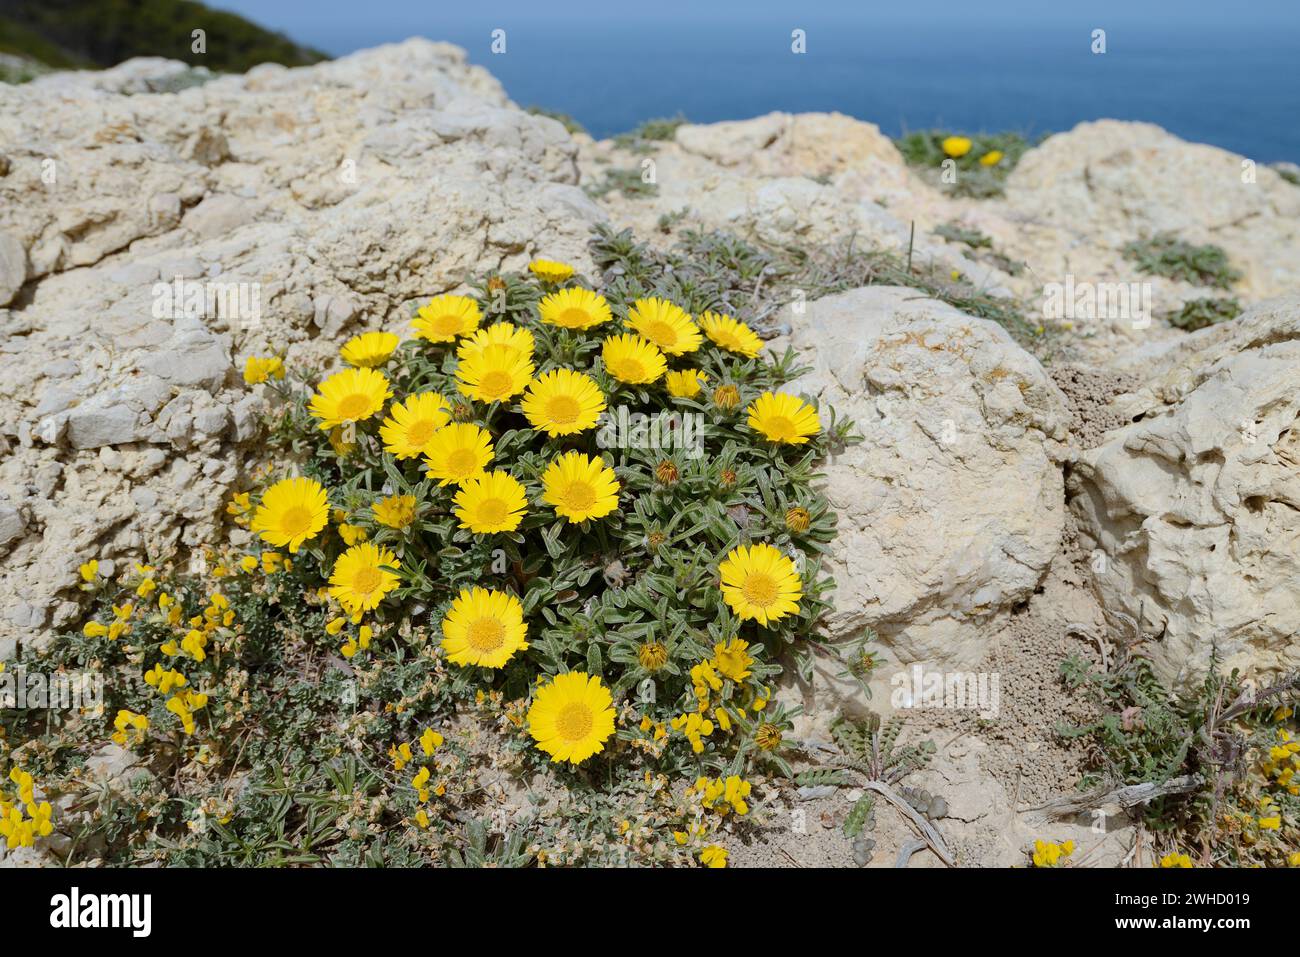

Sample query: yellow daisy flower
[521,369,606,436]
[980,150,1003,166]
[602,334,667,385]
[541,451,621,524]
[698,311,763,358]
[440,586,529,669]
[713,638,754,682]
[308,367,392,430]
[339,331,400,367]
[529,259,575,283]
[746,391,821,445]
[250,477,330,554]
[624,297,701,355]
[942,135,972,158]
[456,322,535,363]
[456,343,534,404]
[718,543,802,625]
[665,369,708,398]
[700,845,728,868]
[379,392,452,460]
[422,423,495,486]
[243,356,284,385]
[328,543,400,615]
[537,287,612,330]
[527,671,616,765]
[373,494,417,530]
[453,470,528,534]
[412,294,482,342]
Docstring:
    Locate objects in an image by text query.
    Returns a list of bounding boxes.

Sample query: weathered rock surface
[1070,297,1300,686]
[784,287,1071,671]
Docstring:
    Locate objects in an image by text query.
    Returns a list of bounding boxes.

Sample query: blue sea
[210,4,1300,161]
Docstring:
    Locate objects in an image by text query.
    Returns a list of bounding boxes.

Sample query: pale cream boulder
[783,287,1071,672]
[1069,297,1300,686]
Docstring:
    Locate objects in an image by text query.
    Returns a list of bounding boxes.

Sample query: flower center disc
[557,703,594,741]
[742,571,778,608]
[618,359,644,381]
[351,567,382,596]
[560,308,590,327]
[545,395,581,425]
[406,419,438,447]
[561,481,596,511]
[337,394,371,421]
[430,313,461,336]
[766,416,795,440]
[446,448,479,477]
[466,617,505,652]
[646,322,676,347]
[476,498,509,526]
[479,370,512,398]
[279,506,313,537]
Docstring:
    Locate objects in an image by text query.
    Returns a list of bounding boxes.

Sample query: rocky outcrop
[1070,297,1300,687]
[783,287,1071,671]
[0,40,605,643]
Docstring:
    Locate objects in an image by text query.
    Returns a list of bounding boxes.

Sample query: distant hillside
[0,0,327,73]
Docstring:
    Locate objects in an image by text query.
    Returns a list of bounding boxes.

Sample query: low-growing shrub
[1121,233,1241,289]
[894,130,1035,198]
[2,236,858,867]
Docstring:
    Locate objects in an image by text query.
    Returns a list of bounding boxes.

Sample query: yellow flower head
[423,423,495,486]
[521,369,606,437]
[308,367,392,430]
[328,543,401,615]
[79,559,99,583]
[541,451,621,524]
[713,638,754,682]
[243,355,284,385]
[456,322,535,363]
[455,343,534,404]
[665,369,708,398]
[412,294,482,342]
[250,477,330,554]
[942,135,972,158]
[624,297,701,355]
[453,471,528,534]
[379,391,452,459]
[746,391,821,445]
[529,259,575,283]
[340,331,400,368]
[980,150,1004,166]
[718,543,802,625]
[373,494,418,530]
[1159,852,1193,868]
[440,586,529,669]
[700,845,728,868]
[699,311,763,358]
[602,334,667,385]
[538,287,612,330]
[420,728,444,756]
[527,671,617,765]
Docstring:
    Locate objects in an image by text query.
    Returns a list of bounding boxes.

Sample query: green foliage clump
[1059,643,1300,866]
[894,130,1036,198]
[613,114,689,153]
[526,106,588,137]
[1122,232,1241,289]
[584,166,659,200]
[1166,297,1242,331]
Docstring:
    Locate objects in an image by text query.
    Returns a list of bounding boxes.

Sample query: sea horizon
[207,4,1300,161]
